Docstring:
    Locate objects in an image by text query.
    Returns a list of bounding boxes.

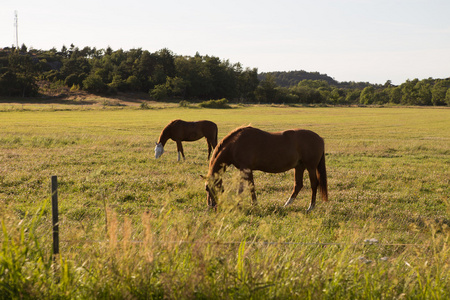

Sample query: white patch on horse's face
[155,143,164,159]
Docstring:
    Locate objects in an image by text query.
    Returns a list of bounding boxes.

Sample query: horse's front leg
[240,169,257,205]
[284,166,304,207]
[176,141,185,161]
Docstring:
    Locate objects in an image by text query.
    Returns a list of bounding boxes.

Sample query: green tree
[203,56,238,99]
[276,87,298,103]
[255,74,278,103]
[60,57,90,84]
[150,76,187,100]
[174,54,213,99]
[108,75,127,92]
[400,79,419,105]
[360,86,375,104]
[65,74,80,87]
[126,75,141,91]
[135,50,156,91]
[0,52,38,96]
[329,88,346,104]
[20,44,28,53]
[237,68,259,101]
[60,45,68,58]
[373,89,390,104]
[445,88,450,106]
[166,76,187,97]
[83,74,107,93]
[155,48,176,79]
[150,84,168,100]
[388,86,402,104]
[290,85,323,104]
[415,79,433,105]
[345,89,361,104]
[297,79,330,90]
[431,79,450,106]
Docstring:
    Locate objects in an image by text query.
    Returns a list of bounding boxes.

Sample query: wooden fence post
[51,176,59,258]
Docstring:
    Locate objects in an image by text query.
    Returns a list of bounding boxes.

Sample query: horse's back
[292,129,324,150]
[170,119,217,142]
[234,127,322,148]
[228,127,297,172]
[229,127,324,172]
[199,120,217,130]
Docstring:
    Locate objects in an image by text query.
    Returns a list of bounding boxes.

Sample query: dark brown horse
[203,126,327,212]
[155,119,218,161]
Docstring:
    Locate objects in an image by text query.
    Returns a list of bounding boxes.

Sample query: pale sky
[1,0,449,85]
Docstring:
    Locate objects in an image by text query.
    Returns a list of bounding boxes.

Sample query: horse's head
[202,175,223,209]
[154,143,164,159]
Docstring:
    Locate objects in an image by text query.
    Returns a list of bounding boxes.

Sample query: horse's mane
[158,119,181,144]
[161,119,180,133]
[167,119,181,127]
[206,125,251,175]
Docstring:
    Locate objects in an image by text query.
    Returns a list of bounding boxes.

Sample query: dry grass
[1,105,449,298]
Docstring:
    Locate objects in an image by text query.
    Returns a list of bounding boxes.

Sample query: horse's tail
[213,124,218,147]
[317,152,328,202]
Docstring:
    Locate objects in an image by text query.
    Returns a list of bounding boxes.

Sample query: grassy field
[1,104,449,299]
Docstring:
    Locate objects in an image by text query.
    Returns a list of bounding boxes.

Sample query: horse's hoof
[306,206,315,213]
[207,205,217,211]
[284,197,294,207]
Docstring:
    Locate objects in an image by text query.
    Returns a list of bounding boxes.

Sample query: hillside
[258,70,372,89]
[2,46,448,105]
[258,70,337,87]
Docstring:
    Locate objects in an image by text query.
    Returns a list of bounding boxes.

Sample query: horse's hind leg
[306,167,319,212]
[176,141,185,161]
[284,166,304,207]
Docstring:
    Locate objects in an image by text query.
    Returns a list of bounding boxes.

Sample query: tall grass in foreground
[1,198,450,299]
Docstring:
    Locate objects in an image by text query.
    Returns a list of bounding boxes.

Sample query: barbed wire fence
[49,175,427,263]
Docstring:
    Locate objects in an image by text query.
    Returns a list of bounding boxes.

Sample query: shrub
[179,100,190,107]
[109,75,127,92]
[83,74,107,93]
[140,102,151,109]
[65,74,79,87]
[126,75,141,92]
[198,98,231,109]
[150,84,168,100]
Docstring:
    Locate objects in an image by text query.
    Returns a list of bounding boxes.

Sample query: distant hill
[258,70,372,89]
[258,70,338,87]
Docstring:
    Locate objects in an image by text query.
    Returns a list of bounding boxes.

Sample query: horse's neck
[209,147,229,177]
[157,128,170,146]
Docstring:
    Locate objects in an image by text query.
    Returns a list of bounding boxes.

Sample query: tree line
[258,74,450,106]
[1,45,449,106]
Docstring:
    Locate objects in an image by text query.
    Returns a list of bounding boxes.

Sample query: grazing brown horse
[203,126,328,212]
[155,119,218,161]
